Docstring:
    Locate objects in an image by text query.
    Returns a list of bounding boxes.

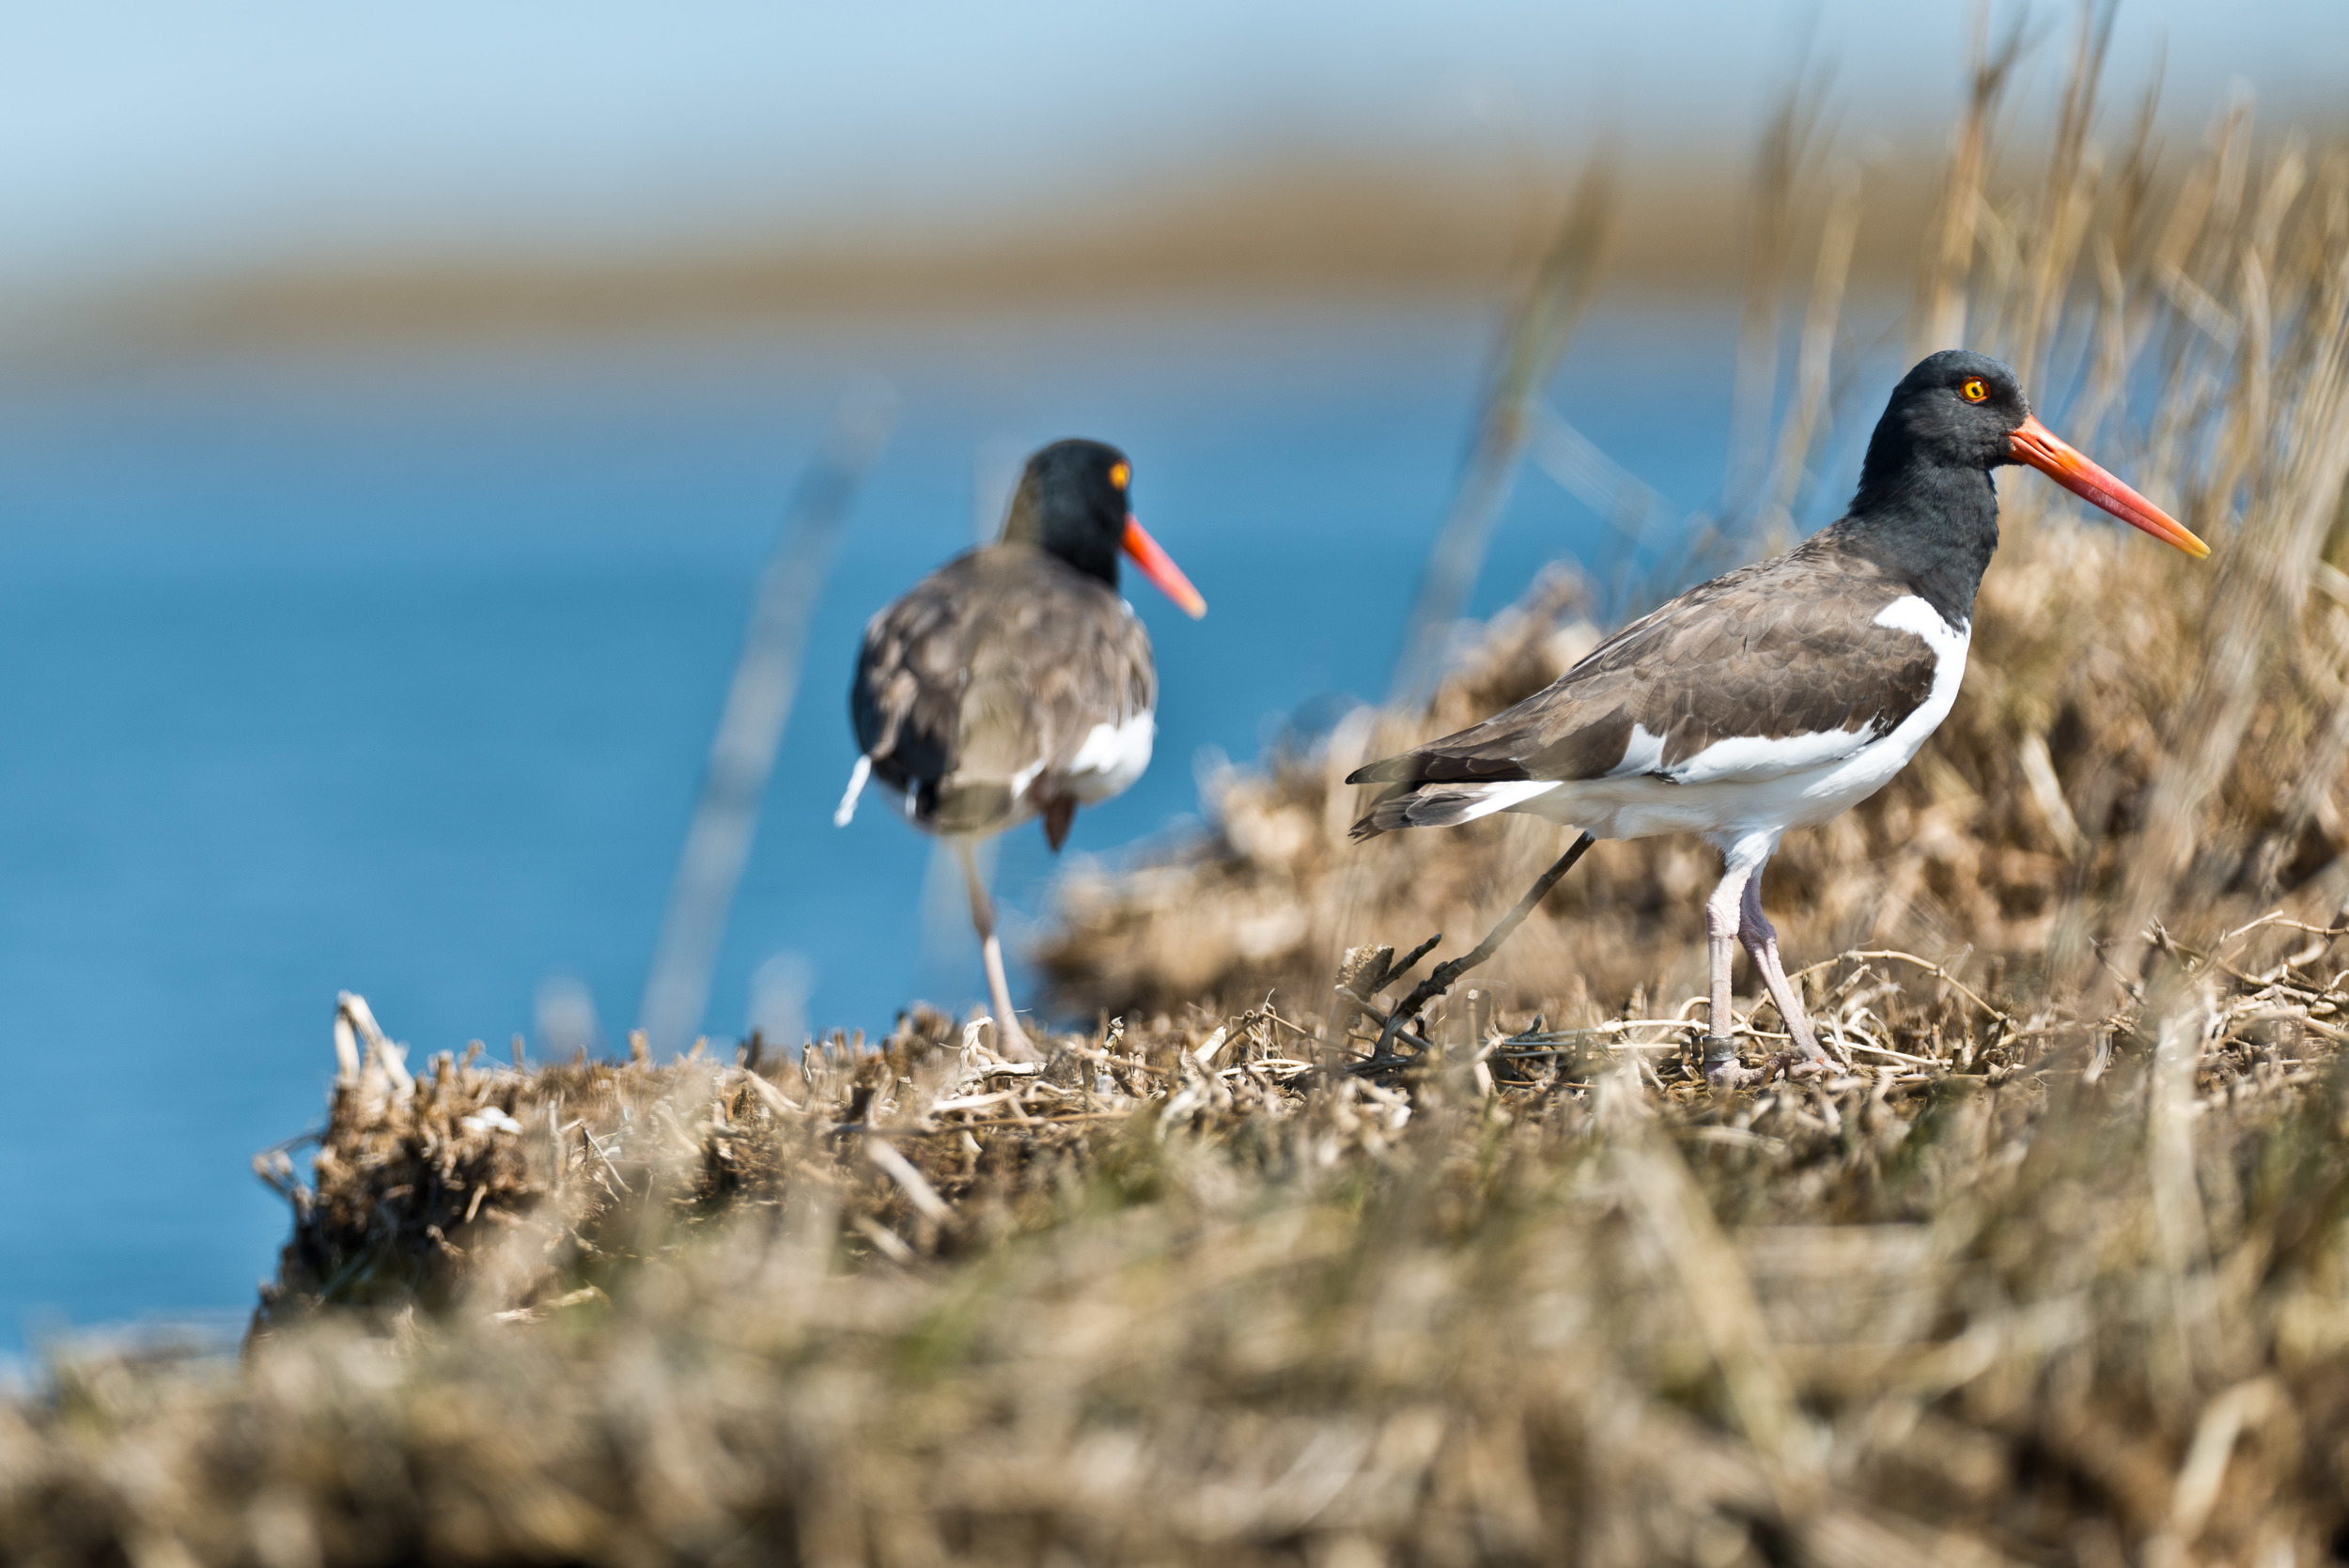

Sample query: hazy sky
[2,1,2341,287]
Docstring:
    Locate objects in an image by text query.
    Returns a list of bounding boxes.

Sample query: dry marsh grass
[14,939,2349,1564]
[10,26,2349,1568]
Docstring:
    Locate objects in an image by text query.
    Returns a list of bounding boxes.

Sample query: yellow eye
[1960,378,1989,403]
[1108,461,1130,489]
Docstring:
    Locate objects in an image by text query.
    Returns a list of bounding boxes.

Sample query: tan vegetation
[11,929,2349,1563]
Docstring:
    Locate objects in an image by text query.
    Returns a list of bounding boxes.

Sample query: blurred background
[1,1,2344,1350]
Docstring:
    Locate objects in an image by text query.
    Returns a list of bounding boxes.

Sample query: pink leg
[1701,862,1758,1088]
[1738,869,1828,1065]
[956,838,1038,1062]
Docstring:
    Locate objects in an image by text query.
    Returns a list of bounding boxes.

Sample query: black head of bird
[1002,439,1207,616]
[1856,349,2209,558]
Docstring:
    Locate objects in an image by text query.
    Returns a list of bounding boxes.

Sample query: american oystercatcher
[1349,350,2207,1084]
[837,439,1206,1059]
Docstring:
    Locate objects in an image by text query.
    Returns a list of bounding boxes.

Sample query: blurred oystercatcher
[837,439,1206,1059]
[1349,350,2207,1085]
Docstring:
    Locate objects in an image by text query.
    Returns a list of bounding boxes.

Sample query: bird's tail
[1349,781,1553,841]
[832,754,873,827]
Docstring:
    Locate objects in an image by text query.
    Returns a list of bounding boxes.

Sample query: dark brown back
[1355,528,1943,790]
[852,543,1155,835]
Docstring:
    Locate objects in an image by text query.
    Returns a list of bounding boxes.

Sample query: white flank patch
[1065,710,1157,803]
[1808,594,1970,799]
[1663,724,1875,784]
[1612,718,1869,786]
[832,754,872,827]
[1009,758,1047,801]
[1434,779,1561,823]
[1610,722,1668,777]
[1874,593,1970,659]
[1727,592,1968,832]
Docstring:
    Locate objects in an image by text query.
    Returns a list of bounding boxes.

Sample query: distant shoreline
[10,150,1958,358]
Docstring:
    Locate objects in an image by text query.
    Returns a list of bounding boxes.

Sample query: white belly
[1517,725,1943,842]
[837,706,1157,836]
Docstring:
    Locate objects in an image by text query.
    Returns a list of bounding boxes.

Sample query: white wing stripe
[1442,780,1561,822]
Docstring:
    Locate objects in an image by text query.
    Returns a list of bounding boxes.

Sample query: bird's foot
[991,1015,1042,1063]
[1700,1035,1759,1090]
[1768,1049,1831,1082]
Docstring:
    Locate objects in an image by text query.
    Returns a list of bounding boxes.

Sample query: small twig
[1263,1009,1324,1047]
[582,1127,632,1196]
[850,1215,916,1264]
[1837,1040,1945,1067]
[863,1137,953,1225]
[2211,913,2349,958]
[1788,948,2009,1024]
[737,1071,805,1120]
[923,1089,1025,1118]
[1375,833,1597,1057]
[917,1111,1132,1129]
[1505,1017,1713,1043]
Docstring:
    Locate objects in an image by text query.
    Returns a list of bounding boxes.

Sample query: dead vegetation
[15,924,2349,1564]
[10,21,2349,1568]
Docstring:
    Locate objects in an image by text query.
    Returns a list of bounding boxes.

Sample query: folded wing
[1348,538,1943,834]
[852,547,1156,839]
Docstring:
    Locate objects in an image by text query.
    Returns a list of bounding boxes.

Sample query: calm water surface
[0,302,1770,1347]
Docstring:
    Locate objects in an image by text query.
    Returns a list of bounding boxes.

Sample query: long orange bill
[2009,414,2209,558]
[1122,516,1207,617]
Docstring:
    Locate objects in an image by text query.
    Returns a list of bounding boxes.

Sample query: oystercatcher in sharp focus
[837,439,1206,1060]
[1349,350,2208,1085]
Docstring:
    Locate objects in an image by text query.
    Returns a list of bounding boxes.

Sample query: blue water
[0,301,1762,1347]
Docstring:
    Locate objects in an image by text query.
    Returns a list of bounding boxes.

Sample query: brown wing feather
[1350,529,1939,796]
[852,544,1154,838]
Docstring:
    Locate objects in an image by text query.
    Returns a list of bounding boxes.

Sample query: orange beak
[2009,414,2209,558]
[1122,516,1207,618]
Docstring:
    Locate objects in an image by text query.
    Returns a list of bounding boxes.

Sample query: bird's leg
[1738,872,1828,1068]
[955,838,1039,1063]
[1702,865,1757,1088]
[1368,832,1595,1063]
